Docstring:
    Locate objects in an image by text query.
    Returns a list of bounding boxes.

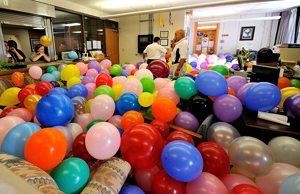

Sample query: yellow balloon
[112,84,122,101]
[202,52,208,56]
[138,92,155,107]
[67,77,81,89]
[101,65,104,69]
[127,75,136,79]
[176,108,182,114]
[186,64,193,73]
[229,167,256,182]
[278,87,300,108]
[85,99,93,113]
[168,61,173,67]
[56,81,64,87]
[40,35,52,47]
[60,65,80,81]
[152,90,158,97]
[86,64,89,70]
[0,87,21,106]
[24,94,42,111]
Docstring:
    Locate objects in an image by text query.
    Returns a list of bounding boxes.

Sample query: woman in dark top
[7,40,26,62]
[30,44,50,62]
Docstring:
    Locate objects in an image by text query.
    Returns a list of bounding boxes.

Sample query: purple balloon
[182,73,196,81]
[98,69,110,75]
[136,62,143,69]
[52,125,73,157]
[231,64,239,69]
[81,75,95,85]
[169,67,173,75]
[121,69,129,76]
[284,93,300,118]
[173,111,199,132]
[50,81,60,87]
[217,53,224,57]
[88,61,101,72]
[213,94,243,122]
[227,76,248,94]
[58,63,67,72]
[236,82,256,105]
[200,62,208,69]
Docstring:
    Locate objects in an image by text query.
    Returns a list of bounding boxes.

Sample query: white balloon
[66,123,83,140]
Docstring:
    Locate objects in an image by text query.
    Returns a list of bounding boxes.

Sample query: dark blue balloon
[190,61,197,68]
[244,82,281,112]
[182,73,196,81]
[120,185,144,194]
[121,74,128,78]
[36,94,75,127]
[116,127,123,137]
[48,87,68,96]
[114,101,121,115]
[117,92,141,115]
[67,84,88,99]
[161,140,203,182]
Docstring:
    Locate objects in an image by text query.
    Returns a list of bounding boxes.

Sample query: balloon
[66,123,83,140]
[174,77,198,100]
[207,122,240,153]
[60,65,80,81]
[121,111,144,131]
[195,70,228,97]
[151,97,177,122]
[117,93,140,115]
[11,72,24,87]
[231,184,263,194]
[226,76,248,94]
[135,165,160,192]
[67,84,88,99]
[125,64,136,75]
[278,77,290,89]
[36,94,75,127]
[86,69,98,78]
[52,125,73,157]
[94,85,115,100]
[108,115,122,129]
[278,87,300,108]
[157,88,179,105]
[182,73,196,81]
[166,130,195,146]
[72,131,93,163]
[120,123,164,169]
[68,51,78,59]
[154,78,167,91]
[7,108,32,122]
[229,167,256,182]
[35,81,54,96]
[134,69,153,80]
[221,174,259,193]
[211,65,228,76]
[58,63,67,72]
[245,82,282,111]
[25,84,36,89]
[71,96,87,117]
[229,136,275,177]
[50,158,89,194]
[29,66,42,79]
[120,185,145,194]
[17,88,39,104]
[140,77,155,93]
[213,94,243,122]
[81,75,95,85]
[85,83,96,100]
[173,111,199,132]
[186,172,228,194]
[110,64,123,76]
[75,113,94,131]
[95,73,113,88]
[147,60,169,78]
[24,128,67,170]
[40,35,52,47]
[279,173,300,194]
[150,119,169,140]
[48,87,68,96]
[100,59,112,69]
[113,76,127,85]
[290,78,300,88]
[236,82,256,105]
[90,94,115,121]
[0,87,21,106]
[88,60,101,72]
[161,140,203,182]
[122,78,143,96]
[138,92,155,107]
[151,170,185,194]
[188,92,213,121]
[0,107,17,118]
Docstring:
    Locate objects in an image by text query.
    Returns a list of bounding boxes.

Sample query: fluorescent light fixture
[97,29,103,31]
[197,26,217,29]
[197,16,281,24]
[72,31,87,34]
[33,27,44,30]
[62,23,81,27]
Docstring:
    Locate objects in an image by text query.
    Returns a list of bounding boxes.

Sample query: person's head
[4,41,9,52]
[154,37,160,43]
[35,44,44,53]
[7,40,17,49]
[175,29,185,41]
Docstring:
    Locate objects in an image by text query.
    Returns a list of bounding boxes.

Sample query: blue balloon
[195,70,228,97]
[120,185,145,194]
[67,84,88,99]
[117,92,141,115]
[279,173,300,194]
[51,71,61,81]
[122,66,126,70]
[116,127,123,137]
[244,82,281,112]
[1,122,41,159]
[161,140,203,182]
[114,101,120,115]
[190,61,197,68]
[36,94,75,127]
[121,74,128,78]
[48,87,68,96]
[68,51,78,59]
[41,73,55,82]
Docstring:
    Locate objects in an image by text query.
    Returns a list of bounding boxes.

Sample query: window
[84,17,105,53]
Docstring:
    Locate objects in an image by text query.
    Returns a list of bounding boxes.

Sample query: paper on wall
[97,41,101,49]
[202,38,208,46]
[209,41,214,47]
[202,47,207,53]
[87,41,92,50]
[93,40,97,49]
[196,45,201,51]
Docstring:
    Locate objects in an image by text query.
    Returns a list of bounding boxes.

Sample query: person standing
[7,40,26,62]
[143,37,167,64]
[171,29,189,78]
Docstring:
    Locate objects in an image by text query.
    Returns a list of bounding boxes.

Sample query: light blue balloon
[279,173,300,194]
[41,73,56,82]
[1,122,41,159]
[68,51,78,59]
[51,71,61,81]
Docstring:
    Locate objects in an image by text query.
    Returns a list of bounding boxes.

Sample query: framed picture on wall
[240,26,255,41]
[160,31,169,38]
[30,39,41,52]
[160,39,168,46]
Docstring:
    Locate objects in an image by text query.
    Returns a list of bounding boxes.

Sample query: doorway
[105,20,119,65]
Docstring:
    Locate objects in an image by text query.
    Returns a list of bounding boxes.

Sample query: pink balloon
[100,59,112,69]
[0,116,25,150]
[125,64,136,74]
[76,62,87,75]
[255,163,300,194]
[221,174,258,193]
[186,172,228,194]
[165,81,175,90]
[86,69,98,78]
[139,63,148,69]
[7,108,32,122]
[33,115,42,127]
[157,88,180,104]
[108,115,122,128]
[76,113,95,130]
[90,94,115,121]
[85,83,96,100]
[113,76,127,86]
[154,78,168,91]
[122,78,143,96]
[85,122,121,160]
[164,78,171,83]
[135,165,160,192]
[29,66,42,79]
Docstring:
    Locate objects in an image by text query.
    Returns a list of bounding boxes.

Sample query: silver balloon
[229,136,274,177]
[268,136,300,168]
[207,122,241,153]
[279,173,300,194]
[58,63,67,72]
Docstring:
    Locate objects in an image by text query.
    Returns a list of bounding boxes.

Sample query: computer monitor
[250,64,280,85]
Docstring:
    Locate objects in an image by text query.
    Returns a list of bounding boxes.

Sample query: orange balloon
[207,66,214,70]
[11,72,24,87]
[24,94,42,111]
[24,128,67,170]
[107,66,111,71]
[151,97,177,122]
[121,111,144,131]
[165,53,171,60]
[210,87,236,101]
[278,77,290,89]
[25,84,36,89]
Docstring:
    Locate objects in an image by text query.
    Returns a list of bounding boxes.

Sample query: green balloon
[199,69,206,73]
[146,107,155,119]
[211,65,228,76]
[174,77,198,100]
[140,77,155,93]
[47,66,57,73]
[94,85,115,100]
[125,62,131,64]
[110,64,122,76]
[168,75,173,79]
[50,158,90,194]
[85,119,104,131]
[289,79,300,88]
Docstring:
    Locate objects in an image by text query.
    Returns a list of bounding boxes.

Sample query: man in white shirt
[143,37,167,64]
[171,29,189,78]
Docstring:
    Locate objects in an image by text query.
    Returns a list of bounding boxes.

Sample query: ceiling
[67,0,300,20]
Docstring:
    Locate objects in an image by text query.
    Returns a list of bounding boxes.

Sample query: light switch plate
[3,0,8,6]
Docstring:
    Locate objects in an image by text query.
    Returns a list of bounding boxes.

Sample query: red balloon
[147,60,170,78]
[150,119,169,140]
[151,170,186,194]
[131,69,138,75]
[120,123,164,169]
[231,184,263,194]
[35,81,54,96]
[224,75,230,79]
[72,131,93,163]
[190,70,199,75]
[196,142,230,179]
[165,131,195,146]
[0,107,17,118]
[95,73,113,88]
[17,88,40,104]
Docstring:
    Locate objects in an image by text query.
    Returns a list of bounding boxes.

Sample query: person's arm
[7,57,15,63]
[43,54,51,62]
[174,58,186,77]
[10,47,23,60]
[30,52,43,62]
[143,52,146,60]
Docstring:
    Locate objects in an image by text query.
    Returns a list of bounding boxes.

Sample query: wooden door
[105,28,119,65]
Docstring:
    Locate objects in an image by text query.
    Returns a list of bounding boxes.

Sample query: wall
[117,10,185,64]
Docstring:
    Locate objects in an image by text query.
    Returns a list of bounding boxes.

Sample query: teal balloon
[51,71,61,81]
[68,51,78,59]
[110,64,122,76]
[94,85,115,100]
[47,66,58,73]
[174,77,198,100]
[50,158,90,194]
